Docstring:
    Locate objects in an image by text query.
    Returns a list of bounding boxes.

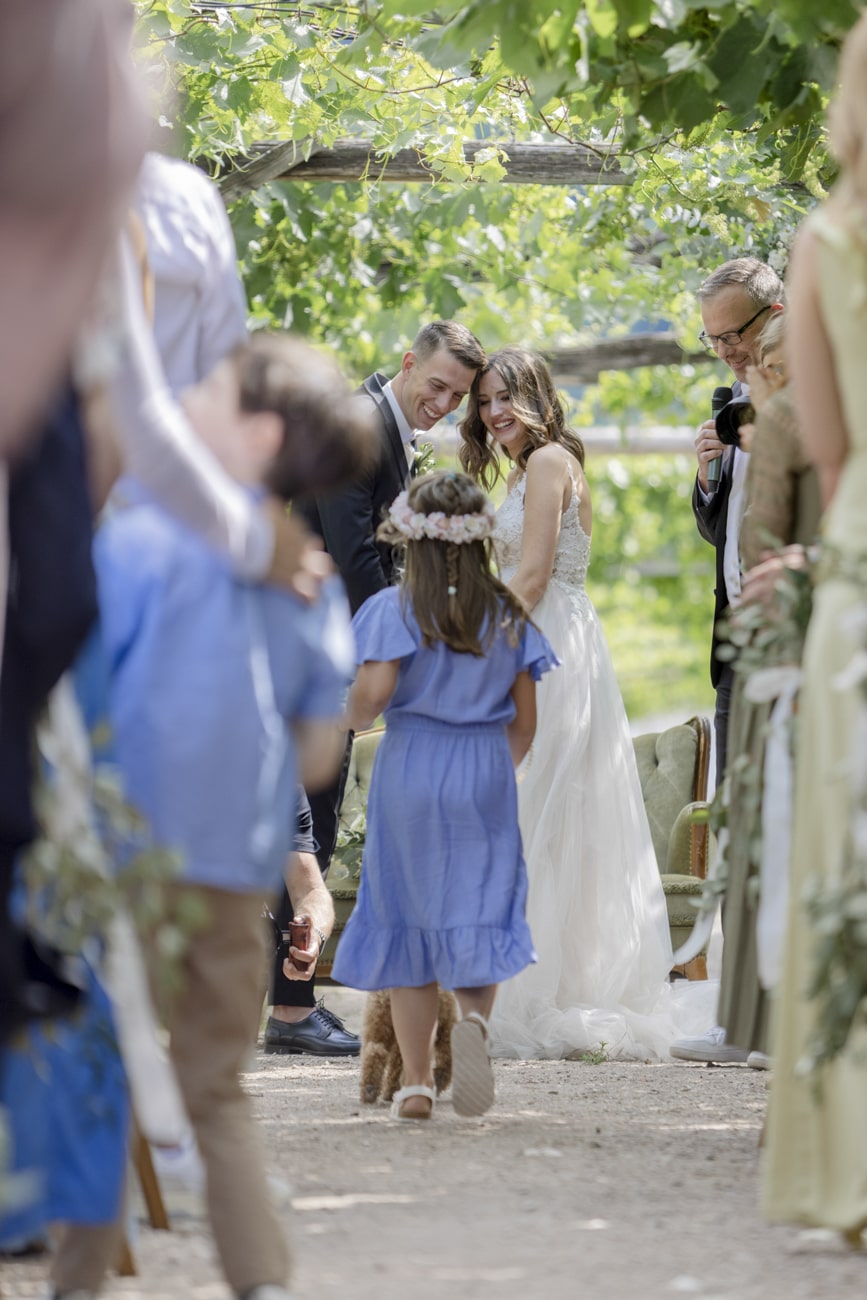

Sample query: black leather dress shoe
[264,1002,360,1056]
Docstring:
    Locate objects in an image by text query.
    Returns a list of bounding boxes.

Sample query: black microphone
[707,386,733,492]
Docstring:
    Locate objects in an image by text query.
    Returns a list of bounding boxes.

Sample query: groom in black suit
[264,320,486,1055]
[298,319,487,614]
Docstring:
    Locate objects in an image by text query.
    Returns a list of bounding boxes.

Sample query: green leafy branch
[332,809,367,880]
[689,554,813,922]
[23,732,206,1005]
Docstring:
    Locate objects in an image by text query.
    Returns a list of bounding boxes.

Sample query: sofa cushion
[632,725,699,875]
[338,728,383,831]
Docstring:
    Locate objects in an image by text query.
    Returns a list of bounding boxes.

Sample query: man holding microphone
[691,258,785,787]
[671,258,784,1066]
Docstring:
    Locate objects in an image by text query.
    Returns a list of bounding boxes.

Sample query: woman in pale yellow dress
[762,13,867,1241]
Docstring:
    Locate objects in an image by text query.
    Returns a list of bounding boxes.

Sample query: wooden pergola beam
[218,145,710,382]
[547,333,714,383]
[220,138,629,202]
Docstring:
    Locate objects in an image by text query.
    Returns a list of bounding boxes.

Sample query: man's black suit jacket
[294,372,410,615]
[692,446,737,690]
[692,379,750,690]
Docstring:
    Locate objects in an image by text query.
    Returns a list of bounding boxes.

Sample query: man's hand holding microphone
[695,386,734,493]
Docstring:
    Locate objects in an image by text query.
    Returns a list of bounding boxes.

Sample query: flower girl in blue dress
[332,471,558,1119]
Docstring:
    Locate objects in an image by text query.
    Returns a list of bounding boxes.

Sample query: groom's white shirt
[382,380,417,471]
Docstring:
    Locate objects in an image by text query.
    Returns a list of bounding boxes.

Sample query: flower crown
[387,490,495,544]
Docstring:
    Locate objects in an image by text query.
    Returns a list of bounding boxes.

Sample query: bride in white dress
[460,348,711,1059]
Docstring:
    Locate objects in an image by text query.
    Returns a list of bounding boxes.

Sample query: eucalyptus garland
[689,552,813,927]
[22,685,204,1005]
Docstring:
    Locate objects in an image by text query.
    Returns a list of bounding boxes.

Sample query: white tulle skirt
[489,578,716,1060]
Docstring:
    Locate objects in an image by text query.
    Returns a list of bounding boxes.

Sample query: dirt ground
[2,987,866,1300]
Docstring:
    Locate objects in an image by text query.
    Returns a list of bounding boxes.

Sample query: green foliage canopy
[132,1,854,712]
[377,0,858,180]
[132,1,857,410]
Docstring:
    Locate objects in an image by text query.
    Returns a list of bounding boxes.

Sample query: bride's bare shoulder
[525,442,571,477]
[571,455,590,497]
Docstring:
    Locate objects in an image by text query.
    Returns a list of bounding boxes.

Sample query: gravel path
[2,990,865,1300]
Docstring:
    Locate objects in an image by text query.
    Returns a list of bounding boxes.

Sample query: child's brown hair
[377,469,530,656]
[237,333,377,500]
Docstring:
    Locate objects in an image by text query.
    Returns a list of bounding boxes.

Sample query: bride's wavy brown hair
[376,470,529,656]
[459,348,585,491]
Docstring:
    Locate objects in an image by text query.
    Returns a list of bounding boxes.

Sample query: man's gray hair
[698,258,786,308]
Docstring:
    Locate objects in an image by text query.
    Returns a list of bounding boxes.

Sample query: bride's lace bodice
[493,472,591,591]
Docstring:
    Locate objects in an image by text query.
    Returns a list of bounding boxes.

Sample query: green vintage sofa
[320,716,711,980]
[632,715,712,978]
[318,728,383,980]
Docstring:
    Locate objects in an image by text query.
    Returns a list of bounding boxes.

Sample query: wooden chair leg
[134,1129,170,1231]
[113,1126,169,1280]
[116,1234,137,1277]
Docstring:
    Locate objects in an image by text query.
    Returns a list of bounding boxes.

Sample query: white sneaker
[151,1135,205,1194]
[747,1051,772,1070]
[150,1134,206,1218]
[670,1026,749,1064]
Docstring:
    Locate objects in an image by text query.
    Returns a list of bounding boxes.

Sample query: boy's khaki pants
[53,885,289,1297]
[163,885,290,1293]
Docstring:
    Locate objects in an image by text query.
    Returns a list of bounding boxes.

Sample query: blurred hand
[740,545,809,609]
[745,362,785,411]
[265,502,334,599]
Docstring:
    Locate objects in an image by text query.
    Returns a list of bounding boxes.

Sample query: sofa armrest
[666,800,710,879]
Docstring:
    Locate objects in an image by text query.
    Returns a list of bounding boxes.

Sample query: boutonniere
[414,440,436,476]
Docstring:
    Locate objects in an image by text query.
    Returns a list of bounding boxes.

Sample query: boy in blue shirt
[86,335,375,1300]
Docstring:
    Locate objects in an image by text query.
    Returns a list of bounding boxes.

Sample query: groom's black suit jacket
[294,371,410,615]
[274,372,411,1006]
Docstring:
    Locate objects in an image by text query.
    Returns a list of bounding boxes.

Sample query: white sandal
[390,1084,436,1121]
[450,1012,495,1117]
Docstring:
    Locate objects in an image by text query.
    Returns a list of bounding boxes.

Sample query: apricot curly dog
[359,987,458,1104]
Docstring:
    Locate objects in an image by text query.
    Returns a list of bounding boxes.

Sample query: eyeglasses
[698,305,772,352]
